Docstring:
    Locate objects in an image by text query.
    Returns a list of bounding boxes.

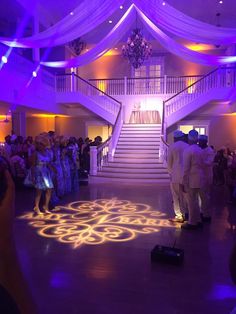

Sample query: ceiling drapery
[41,5,136,68]
[0,0,125,48]
[133,0,236,45]
[41,5,236,68]
[0,0,236,67]
[137,7,236,66]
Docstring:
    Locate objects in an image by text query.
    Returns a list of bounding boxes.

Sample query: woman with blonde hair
[29,134,54,215]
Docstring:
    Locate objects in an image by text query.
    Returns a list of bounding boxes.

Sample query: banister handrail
[88,74,203,81]
[73,73,122,104]
[160,66,227,153]
[163,67,219,104]
[161,66,236,147]
[57,72,121,105]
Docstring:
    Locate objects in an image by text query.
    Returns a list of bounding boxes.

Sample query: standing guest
[213,148,228,185]
[182,129,204,230]
[52,136,64,198]
[167,130,188,223]
[3,135,12,160]
[77,137,84,168]
[198,135,215,222]
[29,135,54,215]
[61,137,71,194]
[81,137,91,172]
[67,138,79,192]
[0,170,37,314]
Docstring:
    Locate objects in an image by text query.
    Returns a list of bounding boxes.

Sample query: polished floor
[14,183,236,314]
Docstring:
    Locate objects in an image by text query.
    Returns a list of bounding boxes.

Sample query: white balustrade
[57,74,206,97]
[164,67,236,119]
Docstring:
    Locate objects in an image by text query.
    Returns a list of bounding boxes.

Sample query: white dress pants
[170,183,187,218]
[186,187,201,225]
[199,184,211,217]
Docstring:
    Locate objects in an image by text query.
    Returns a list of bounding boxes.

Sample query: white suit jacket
[183,144,204,188]
[201,146,215,185]
[167,141,189,184]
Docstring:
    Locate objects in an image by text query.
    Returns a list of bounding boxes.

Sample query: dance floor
[14,183,236,314]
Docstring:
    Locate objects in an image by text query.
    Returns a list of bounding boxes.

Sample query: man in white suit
[182,129,204,230]
[198,135,215,222]
[167,130,189,223]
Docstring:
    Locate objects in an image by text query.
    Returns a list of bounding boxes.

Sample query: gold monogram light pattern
[19,198,175,248]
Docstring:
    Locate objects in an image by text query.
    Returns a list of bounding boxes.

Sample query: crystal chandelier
[69,37,86,56]
[122,28,152,69]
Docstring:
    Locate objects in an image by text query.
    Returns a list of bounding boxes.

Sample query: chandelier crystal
[122,28,152,69]
[69,38,86,56]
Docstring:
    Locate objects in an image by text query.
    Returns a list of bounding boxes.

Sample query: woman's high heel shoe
[43,206,50,214]
[33,207,43,215]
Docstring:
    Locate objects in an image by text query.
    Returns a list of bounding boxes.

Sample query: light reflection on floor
[18,198,176,248]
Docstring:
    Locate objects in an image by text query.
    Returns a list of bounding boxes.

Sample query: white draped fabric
[40,5,136,68]
[0,0,124,48]
[1,0,236,67]
[41,5,236,68]
[134,0,236,45]
[137,7,236,66]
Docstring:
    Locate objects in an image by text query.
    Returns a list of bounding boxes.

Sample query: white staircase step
[106,162,164,168]
[96,171,170,179]
[115,149,159,154]
[120,129,161,133]
[118,138,160,143]
[116,144,160,149]
[95,122,167,182]
[100,167,168,174]
[123,123,161,128]
[115,153,159,158]
[119,134,160,138]
[113,157,160,163]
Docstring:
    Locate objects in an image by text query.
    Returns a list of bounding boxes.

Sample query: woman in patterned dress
[30,135,54,215]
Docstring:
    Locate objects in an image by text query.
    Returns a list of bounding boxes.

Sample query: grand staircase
[95,123,170,183]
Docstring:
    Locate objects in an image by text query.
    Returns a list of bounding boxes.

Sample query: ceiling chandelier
[69,37,86,56]
[122,28,152,69]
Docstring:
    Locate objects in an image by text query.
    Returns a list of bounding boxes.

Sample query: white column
[90,146,98,175]
[12,111,26,137]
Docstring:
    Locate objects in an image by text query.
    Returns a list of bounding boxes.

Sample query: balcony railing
[88,75,202,96]
[56,73,121,116]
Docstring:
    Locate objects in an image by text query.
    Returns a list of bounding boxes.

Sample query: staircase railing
[56,73,121,117]
[89,103,123,175]
[164,66,236,119]
[160,66,236,163]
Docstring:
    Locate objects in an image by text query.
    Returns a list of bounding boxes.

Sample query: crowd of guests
[167,129,236,230]
[0,131,102,215]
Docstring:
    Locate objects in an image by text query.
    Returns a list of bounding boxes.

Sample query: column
[12,111,26,137]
